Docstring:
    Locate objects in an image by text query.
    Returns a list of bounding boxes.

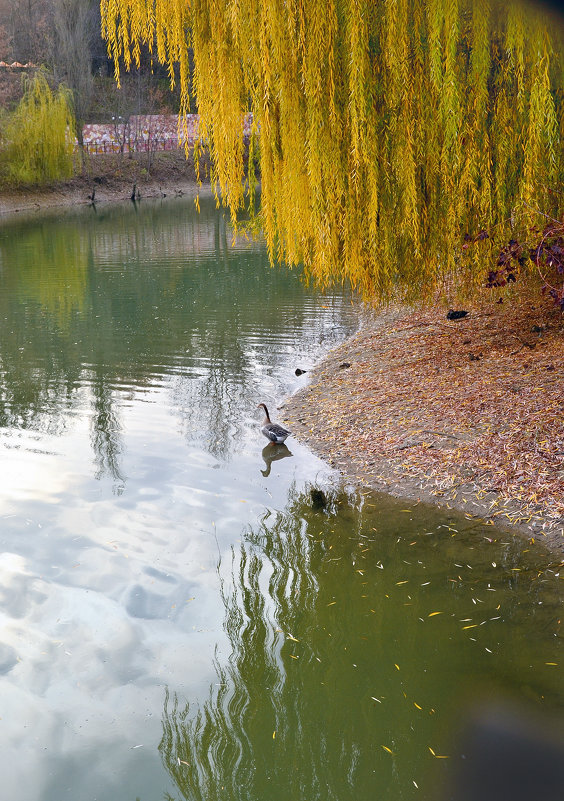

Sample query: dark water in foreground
[0,195,562,801]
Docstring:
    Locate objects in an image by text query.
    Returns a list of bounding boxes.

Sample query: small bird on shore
[447,309,469,321]
[257,403,292,444]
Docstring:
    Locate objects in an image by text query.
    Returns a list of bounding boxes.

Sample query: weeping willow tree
[0,71,75,186]
[101,0,564,301]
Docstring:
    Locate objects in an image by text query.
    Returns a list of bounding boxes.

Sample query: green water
[0,196,562,801]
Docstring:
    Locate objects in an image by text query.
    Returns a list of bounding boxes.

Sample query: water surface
[0,196,562,801]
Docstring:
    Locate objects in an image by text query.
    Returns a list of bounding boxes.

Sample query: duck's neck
[261,404,271,422]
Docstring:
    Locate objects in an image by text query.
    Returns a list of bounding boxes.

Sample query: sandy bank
[282,302,564,555]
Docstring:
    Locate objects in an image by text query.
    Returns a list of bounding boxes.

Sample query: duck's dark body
[257,403,291,444]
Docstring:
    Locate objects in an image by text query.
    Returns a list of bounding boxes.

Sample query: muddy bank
[282,302,564,555]
[0,150,207,218]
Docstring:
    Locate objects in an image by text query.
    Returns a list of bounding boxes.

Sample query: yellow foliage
[1,71,75,186]
[101,0,564,301]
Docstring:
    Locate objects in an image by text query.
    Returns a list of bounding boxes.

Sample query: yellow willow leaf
[428,611,444,617]
[429,746,449,758]
[382,745,394,754]
[100,0,564,304]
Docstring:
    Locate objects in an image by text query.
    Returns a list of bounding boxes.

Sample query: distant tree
[0,20,10,57]
[0,0,51,63]
[0,70,75,185]
[48,0,98,165]
[101,0,564,302]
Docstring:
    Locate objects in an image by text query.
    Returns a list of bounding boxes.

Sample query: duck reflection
[260,442,292,476]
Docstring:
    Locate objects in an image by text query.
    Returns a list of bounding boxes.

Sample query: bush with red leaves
[464,220,564,310]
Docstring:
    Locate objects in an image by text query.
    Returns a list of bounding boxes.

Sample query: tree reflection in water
[162,488,318,799]
[159,485,564,801]
[159,486,398,801]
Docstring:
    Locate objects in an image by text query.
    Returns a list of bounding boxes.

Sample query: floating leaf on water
[396,580,409,585]
[382,745,394,754]
[428,611,443,617]
[394,663,400,671]
[273,731,276,739]
[371,696,382,703]
[429,746,449,758]
[327,601,337,606]
[463,624,478,629]
[414,702,422,710]
[546,662,558,666]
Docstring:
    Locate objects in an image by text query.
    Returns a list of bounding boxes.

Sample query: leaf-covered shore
[282,299,564,553]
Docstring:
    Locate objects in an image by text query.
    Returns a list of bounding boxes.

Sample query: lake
[0,194,562,801]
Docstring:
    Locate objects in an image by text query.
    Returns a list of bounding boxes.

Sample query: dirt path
[282,300,564,554]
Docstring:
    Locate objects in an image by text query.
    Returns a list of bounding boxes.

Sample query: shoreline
[1,165,563,556]
[282,303,564,555]
[0,150,206,219]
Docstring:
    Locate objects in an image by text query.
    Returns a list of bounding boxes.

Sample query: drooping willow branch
[101,0,564,302]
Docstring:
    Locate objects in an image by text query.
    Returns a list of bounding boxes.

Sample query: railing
[82,137,182,155]
[79,113,253,156]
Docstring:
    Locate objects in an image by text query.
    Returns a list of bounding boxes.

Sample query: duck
[446,309,469,320]
[257,403,292,444]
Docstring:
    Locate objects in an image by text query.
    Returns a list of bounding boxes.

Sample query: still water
[0,195,562,801]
